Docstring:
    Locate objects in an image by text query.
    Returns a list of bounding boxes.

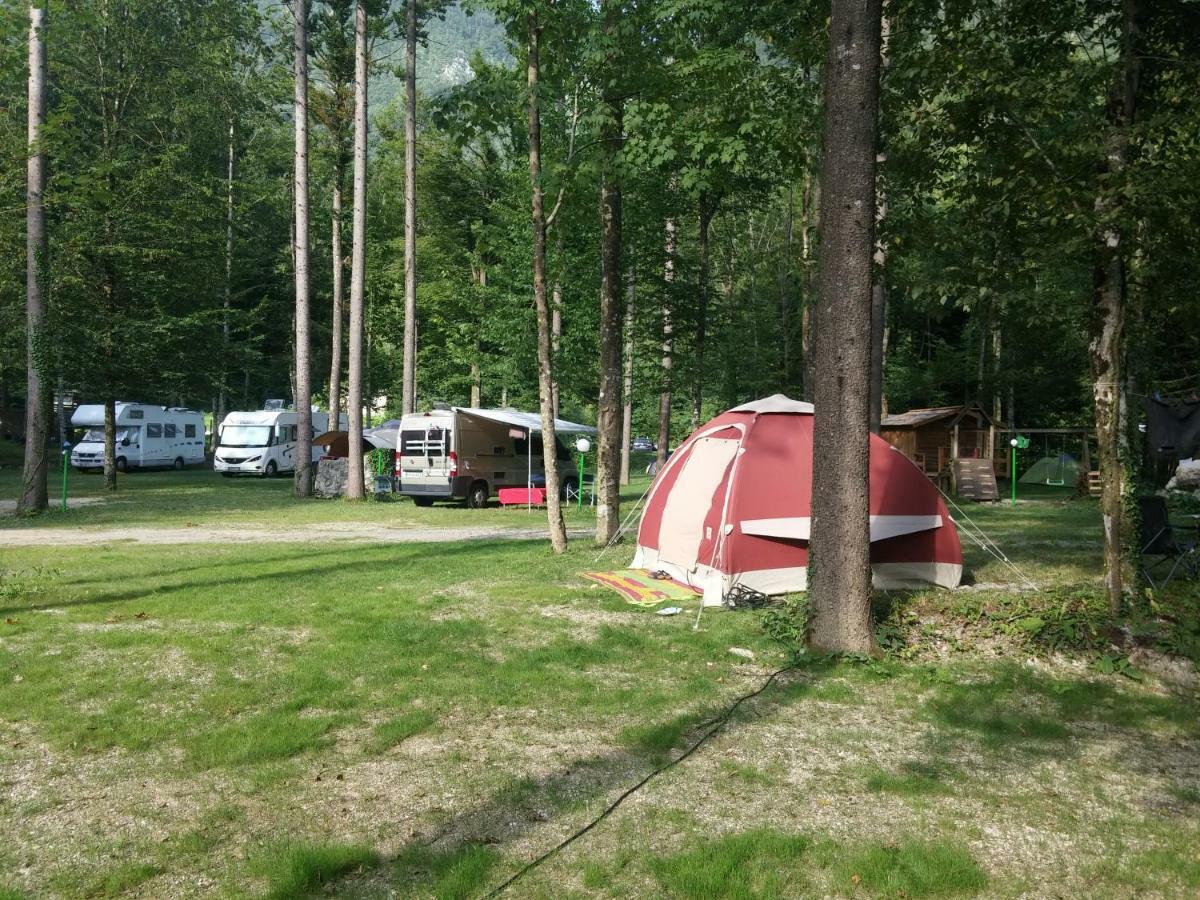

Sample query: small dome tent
[632,395,963,605]
[1019,454,1081,486]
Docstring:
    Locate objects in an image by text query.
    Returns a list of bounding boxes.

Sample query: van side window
[184,424,196,438]
[147,423,163,438]
[164,424,177,438]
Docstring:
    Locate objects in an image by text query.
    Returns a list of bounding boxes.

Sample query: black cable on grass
[478,662,798,898]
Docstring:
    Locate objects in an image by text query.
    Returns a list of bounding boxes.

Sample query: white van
[396,407,594,508]
[70,403,206,472]
[214,408,333,477]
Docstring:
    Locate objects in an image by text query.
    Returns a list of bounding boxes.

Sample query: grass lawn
[1,467,1198,898]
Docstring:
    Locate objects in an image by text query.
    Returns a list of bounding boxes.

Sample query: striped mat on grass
[582,569,701,606]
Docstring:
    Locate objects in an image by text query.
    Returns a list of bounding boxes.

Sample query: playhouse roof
[881,403,998,429]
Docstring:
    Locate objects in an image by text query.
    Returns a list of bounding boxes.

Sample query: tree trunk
[780,185,794,391]
[807,0,883,656]
[551,230,563,420]
[868,8,892,434]
[527,10,567,552]
[329,167,344,423]
[293,0,313,498]
[1092,0,1138,616]
[595,3,623,546]
[219,117,235,428]
[103,398,116,492]
[401,0,418,415]
[471,263,486,406]
[800,173,819,402]
[19,4,49,515]
[690,193,715,431]
[345,0,369,500]
[657,215,676,467]
[620,266,635,486]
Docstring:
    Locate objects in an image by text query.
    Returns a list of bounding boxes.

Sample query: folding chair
[1139,496,1199,589]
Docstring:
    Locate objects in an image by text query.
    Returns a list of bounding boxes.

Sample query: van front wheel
[466,481,489,509]
[115,457,128,473]
[264,461,278,478]
[173,457,184,471]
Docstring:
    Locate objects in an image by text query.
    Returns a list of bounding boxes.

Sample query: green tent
[1019,454,1081,486]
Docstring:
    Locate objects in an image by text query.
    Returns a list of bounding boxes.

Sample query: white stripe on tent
[738,515,943,542]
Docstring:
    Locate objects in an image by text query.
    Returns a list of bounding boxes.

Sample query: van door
[399,416,454,498]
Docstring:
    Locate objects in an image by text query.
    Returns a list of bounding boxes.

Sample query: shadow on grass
[0,539,533,618]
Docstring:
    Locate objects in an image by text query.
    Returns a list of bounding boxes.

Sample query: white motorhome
[70,403,206,472]
[396,407,595,508]
[213,407,333,477]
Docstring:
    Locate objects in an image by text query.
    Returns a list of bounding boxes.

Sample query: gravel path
[0,521,593,547]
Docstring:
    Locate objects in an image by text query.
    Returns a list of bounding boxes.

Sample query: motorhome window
[184,424,196,438]
[220,425,271,448]
[513,435,572,462]
[80,428,104,442]
[400,428,446,457]
[164,424,177,438]
[128,409,144,419]
[147,424,163,438]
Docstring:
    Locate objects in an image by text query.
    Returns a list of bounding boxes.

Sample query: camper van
[70,403,206,472]
[213,407,332,477]
[396,407,594,508]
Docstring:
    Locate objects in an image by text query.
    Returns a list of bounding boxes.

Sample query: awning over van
[454,407,596,435]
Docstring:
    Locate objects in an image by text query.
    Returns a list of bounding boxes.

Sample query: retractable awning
[454,407,596,435]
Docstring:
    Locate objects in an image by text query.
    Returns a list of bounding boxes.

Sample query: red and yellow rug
[582,569,701,606]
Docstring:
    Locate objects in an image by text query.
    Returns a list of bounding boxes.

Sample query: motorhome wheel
[115,457,127,473]
[173,457,184,471]
[466,481,489,509]
[264,461,278,478]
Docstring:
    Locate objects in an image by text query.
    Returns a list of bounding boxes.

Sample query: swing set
[999,427,1095,494]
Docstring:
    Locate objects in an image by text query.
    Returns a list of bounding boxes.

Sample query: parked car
[631,436,657,452]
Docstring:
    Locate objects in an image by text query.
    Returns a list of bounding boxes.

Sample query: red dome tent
[632,395,963,605]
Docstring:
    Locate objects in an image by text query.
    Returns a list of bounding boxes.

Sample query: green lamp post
[1010,435,1029,506]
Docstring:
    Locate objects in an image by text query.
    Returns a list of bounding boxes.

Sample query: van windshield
[79,427,138,443]
[220,425,272,448]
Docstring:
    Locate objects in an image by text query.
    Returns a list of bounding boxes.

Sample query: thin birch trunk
[527,10,567,552]
[329,170,344,423]
[345,0,369,499]
[19,4,49,514]
[219,117,235,427]
[808,0,884,655]
[656,215,675,467]
[1092,0,1138,615]
[620,266,635,486]
[401,0,418,415]
[595,0,623,546]
[690,193,714,431]
[293,0,314,498]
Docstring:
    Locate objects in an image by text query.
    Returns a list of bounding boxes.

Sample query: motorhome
[70,403,206,472]
[396,407,595,508]
[213,407,333,477]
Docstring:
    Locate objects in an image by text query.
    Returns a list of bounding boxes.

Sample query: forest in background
[2,0,1199,447]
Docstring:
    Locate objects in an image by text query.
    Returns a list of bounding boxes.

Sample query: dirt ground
[0,522,593,547]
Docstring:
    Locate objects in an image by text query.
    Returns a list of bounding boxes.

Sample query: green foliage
[253,841,378,899]
[761,593,809,653]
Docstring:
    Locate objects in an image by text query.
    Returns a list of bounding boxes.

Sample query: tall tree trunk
[345,0,369,499]
[293,0,313,498]
[19,4,49,515]
[1092,0,1138,616]
[219,117,235,428]
[595,0,623,546]
[329,166,344,423]
[690,193,715,431]
[471,263,486,406]
[800,173,819,402]
[868,8,891,434]
[527,10,567,552]
[780,185,794,391]
[401,0,418,415]
[551,230,563,420]
[620,266,635,486]
[808,0,883,655]
[103,398,116,492]
[656,214,676,467]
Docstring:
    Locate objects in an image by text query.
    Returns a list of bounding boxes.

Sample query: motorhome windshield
[80,427,138,443]
[220,425,273,448]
